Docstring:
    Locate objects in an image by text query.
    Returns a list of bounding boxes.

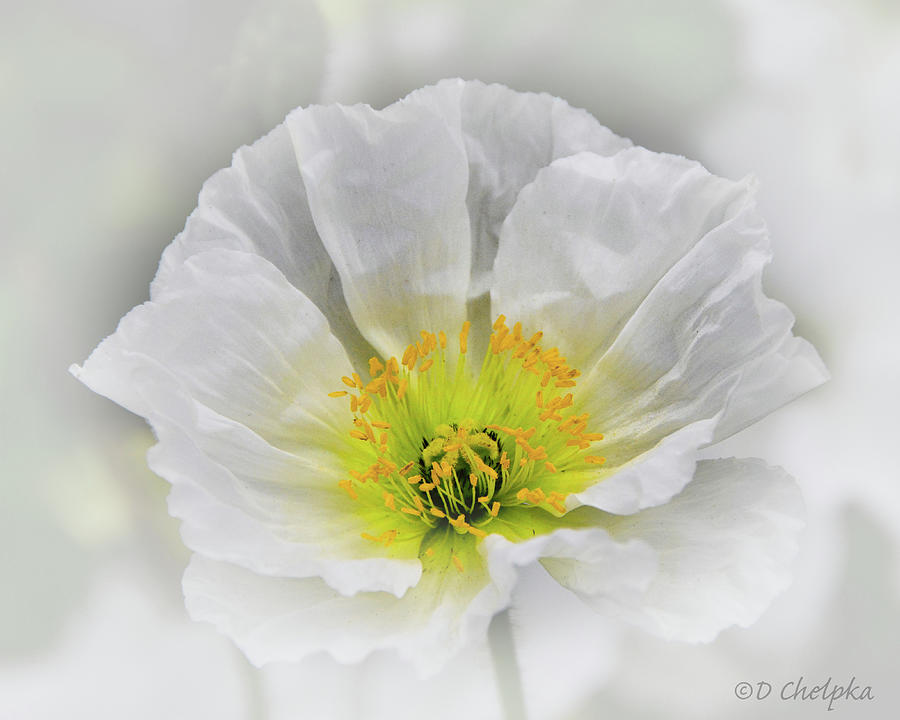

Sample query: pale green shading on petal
[160,433,422,598]
[494,147,825,515]
[325,316,611,566]
[287,81,472,361]
[76,249,354,456]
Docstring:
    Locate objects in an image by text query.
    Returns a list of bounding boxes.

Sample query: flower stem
[237,648,266,720]
[488,609,527,720]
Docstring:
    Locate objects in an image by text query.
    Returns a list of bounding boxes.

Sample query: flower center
[329,316,606,556]
[417,420,503,524]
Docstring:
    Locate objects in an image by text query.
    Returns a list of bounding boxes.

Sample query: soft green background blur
[2,0,898,718]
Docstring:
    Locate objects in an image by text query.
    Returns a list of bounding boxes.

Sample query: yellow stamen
[547,492,567,513]
[365,376,386,395]
[472,456,498,479]
[459,321,471,353]
[402,344,418,370]
[334,315,605,549]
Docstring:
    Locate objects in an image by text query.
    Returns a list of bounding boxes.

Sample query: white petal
[578,185,785,442]
[570,416,719,515]
[711,332,829,442]
[76,249,351,454]
[160,437,420,598]
[152,123,375,368]
[182,551,492,674]
[287,80,472,359]
[183,524,651,674]
[183,555,410,667]
[458,81,630,302]
[153,80,632,368]
[493,148,750,371]
[576,158,826,447]
[487,529,657,613]
[605,457,804,641]
[494,148,824,513]
[73,250,418,594]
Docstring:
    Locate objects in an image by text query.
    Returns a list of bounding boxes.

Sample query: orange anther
[459,321,471,354]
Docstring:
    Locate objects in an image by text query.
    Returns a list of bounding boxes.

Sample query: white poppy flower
[71,79,827,675]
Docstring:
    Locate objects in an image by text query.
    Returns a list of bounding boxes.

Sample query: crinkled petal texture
[73,79,825,673]
[74,249,422,598]
[493,147,827,514]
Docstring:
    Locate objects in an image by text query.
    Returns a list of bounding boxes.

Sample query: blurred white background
[2,0,898,718]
